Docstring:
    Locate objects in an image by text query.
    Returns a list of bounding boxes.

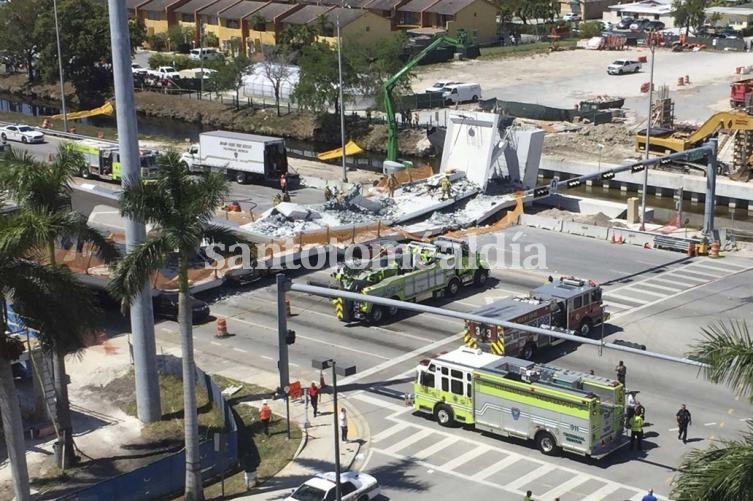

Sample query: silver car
[0,124,45,144]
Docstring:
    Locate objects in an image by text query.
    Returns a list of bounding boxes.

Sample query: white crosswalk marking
[506,464,557,491]
[440,445,490,470]
[681,269,723,279]
[638,282,681,292]
[412,436,459,461]
[623,288,665,297]
[382,428,434,454]
[581,482,624,501]
[663,273,706,282]
[605,292,649,304]
[371,423,409,443]
[603,300,634,310]
[469,453,520,480]
[541,474,591,500]
[685,264,726,275]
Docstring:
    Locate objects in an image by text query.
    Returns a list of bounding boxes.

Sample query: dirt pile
[543,122,636,160]
[536,207,627,228]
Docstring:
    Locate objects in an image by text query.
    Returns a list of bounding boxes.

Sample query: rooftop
[425,0,479,16]
[136,0,182,11]
[220,0,268,18]
[399,0,440,13]
[198,0,243,16]
[282,5,334,25]
[246,2,298,21]
[174,0,217,14]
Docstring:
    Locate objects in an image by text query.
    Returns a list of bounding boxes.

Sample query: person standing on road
[641,488,657,501]
[280,173,288,193]
[625,391,637,427]
[309,381,319,418]
[630,413,644,450]
[259,400,272,436]
[676,404,692,443]
[523,490,534,501]
[339,408,348,442]
[615,360,627,386]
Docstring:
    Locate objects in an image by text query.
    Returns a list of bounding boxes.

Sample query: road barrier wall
[519,213,661,248]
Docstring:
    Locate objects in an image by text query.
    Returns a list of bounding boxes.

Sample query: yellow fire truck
[464,276,608,358]
[414,347,627,458]
[67,139,159,182]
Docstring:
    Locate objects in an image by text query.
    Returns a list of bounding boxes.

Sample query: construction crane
[383,32,470,163]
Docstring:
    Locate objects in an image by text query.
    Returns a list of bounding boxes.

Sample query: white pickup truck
[607,59,641,75]
[148,66,181,79]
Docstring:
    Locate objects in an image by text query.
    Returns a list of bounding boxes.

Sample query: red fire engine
[463,276,608,359]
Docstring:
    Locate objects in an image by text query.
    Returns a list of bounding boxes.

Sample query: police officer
[676,404,692,444]
[629,412,644,450]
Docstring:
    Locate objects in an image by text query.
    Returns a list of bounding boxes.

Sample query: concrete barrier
[607,227,655,247]
[519,213,563,231]
[561,220,609,240]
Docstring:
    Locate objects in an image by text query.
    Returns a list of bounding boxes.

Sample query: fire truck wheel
[434,404,454,427]
[446,278,461,297]
[579,318,593,337]
[522,343,536,361]
[80,166,91,179]
[235,171,248,184]
[387,297,400,317]
[536,431,558,456]
[474,269,489,286]
[368,306,384,323]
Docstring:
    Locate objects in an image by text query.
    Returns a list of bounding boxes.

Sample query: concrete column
[703,139,717,236]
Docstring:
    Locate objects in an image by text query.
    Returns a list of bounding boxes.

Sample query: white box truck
[180,130,299,186]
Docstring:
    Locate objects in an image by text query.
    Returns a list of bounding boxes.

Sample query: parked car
[599,20,613,31]
[442,83,482,104]
[150,66,180,79]
[562,13,581,22]
[607,59,641,75]
[0,124,44,144]
[189,47,224,61]
[155,293,211,324]
[424,80,460,93]
[285,472,380,501]
[615,17,635,30]
[131,63,148,75]
[645,20,665,31]
[630,19,651,31]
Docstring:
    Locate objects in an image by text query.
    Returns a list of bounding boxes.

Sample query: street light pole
[199,23,205,100]
[641,36,656,231]
[331,360,342,501]
[336,8,347,183]
[52,0,68,133]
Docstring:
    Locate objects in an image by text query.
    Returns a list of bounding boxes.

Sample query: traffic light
[285,329,296,345]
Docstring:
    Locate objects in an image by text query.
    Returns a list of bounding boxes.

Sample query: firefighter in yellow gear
[387,173,399,198]
[324,185,333,201]
[629,413,644,451]
[272,194,282,206]
[440,174,452,200]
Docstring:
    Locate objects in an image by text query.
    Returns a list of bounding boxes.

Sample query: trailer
[464,276,608,359]
[180,130,299,186]
[414,347,627,458]
[67,139,159,182]
[331,237,489,323]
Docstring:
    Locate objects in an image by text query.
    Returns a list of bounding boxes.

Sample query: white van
[442,83,482,104]
[189,47,223,61]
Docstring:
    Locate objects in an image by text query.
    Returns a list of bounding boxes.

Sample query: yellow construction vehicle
[635,110,753,154]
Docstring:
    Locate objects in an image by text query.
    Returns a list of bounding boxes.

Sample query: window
[226,19,240,29]
[573,296,582,309]
[181,13,193,23]
[591,289,602,303]
[450,378,463,395]
[324,489,336,501]
[441,376,449,392]
[207,16,218,25]
[146,11,163,21]
[441,366,448,375]
[420,371,435,388]
[341,482,357,495]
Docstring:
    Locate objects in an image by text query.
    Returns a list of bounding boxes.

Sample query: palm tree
[0,145,119,467]
[109,151,248,500]
[0,214,104,501]
[671,320,753,500]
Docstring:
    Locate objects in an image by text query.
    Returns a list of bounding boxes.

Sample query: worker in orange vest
[259,400,272,436]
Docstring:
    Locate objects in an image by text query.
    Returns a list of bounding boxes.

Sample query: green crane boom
[383,33,469,163]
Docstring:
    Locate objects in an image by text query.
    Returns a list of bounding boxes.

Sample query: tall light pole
[199,23,205,100]
[597,143,604,172]
[52,0,68,133]
[641,34,656,231]
[336,6,347,183]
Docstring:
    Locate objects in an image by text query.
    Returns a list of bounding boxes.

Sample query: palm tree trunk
[47,240,75,468]
[179,258,203,501]
[0,355,31,501]
[51,346,75,467]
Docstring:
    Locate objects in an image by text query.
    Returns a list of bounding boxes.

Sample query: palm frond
[119,179,173,225]
[689,320,753,402]
[108,235,172,302]
[0,210,58,258]
[671,424,753,501]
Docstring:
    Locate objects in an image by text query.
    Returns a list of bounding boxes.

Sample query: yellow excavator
[635,110,753,153]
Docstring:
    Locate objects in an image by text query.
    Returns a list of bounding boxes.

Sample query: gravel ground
[413,46,753,122]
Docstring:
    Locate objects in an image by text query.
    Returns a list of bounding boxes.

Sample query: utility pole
[52,0,68,133]
[276,274,291,438]
[199,23,205,100]
[107,0,162,422]
[336,5,347,183]
[640,34,656,231]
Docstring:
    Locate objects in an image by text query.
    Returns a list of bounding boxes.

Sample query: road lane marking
[663,273,706,282]
[639,283,682,292]
[603,300,634,310]
[581,483,623,501]
[604,293,649,304]
[210,341,221,346]
[470,454,520,480]
[382,429,434,454]
[261,355,273,361]
[351,392,408,412]
[441,446,490,471]
[371,423,410,443]
[649,276,694,287]
[681,269,724,279]
[620,288,665,297]
[506,464,556,491]
[704,422,717,426]
[232,347,247,353]
[412,436,459,461]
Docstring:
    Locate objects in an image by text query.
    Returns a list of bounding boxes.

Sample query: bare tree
[261,47,294,116]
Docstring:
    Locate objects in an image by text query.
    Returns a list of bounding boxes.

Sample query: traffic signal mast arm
[383,34,468,162]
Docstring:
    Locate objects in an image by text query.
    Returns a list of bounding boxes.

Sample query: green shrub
[581,21,604,38]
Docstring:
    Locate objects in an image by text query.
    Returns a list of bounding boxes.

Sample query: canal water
[2,94,750,229]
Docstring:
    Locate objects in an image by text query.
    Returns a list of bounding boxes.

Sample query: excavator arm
[383,33,469,162]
